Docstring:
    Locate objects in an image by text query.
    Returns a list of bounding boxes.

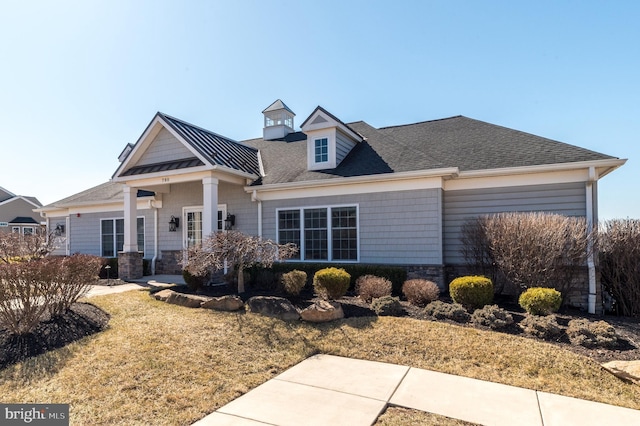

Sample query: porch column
[122,185,138,252]
[202,177,219,238]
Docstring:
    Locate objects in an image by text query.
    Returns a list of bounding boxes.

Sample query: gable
[0,197,41,224]
[137,128,195,166]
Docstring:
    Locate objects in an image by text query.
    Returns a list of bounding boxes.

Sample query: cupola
[262,99,295,140]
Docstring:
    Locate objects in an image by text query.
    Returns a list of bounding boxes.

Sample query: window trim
[314,137,329,164]
[276,204,360,263]
[182,204,227,249]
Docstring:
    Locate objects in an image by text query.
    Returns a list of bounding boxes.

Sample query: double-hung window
[277,205,358,261]
[101,217,144,257]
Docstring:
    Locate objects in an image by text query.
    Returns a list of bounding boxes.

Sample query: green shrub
[449,276,493,310]
[281,270,307,296]
[567,319,619,348]
[313,267,351,300]
[356,275,392,303]
[371,296,403,316]
[471,305,514,330]
[402,279,440,307]
[424,301,470,323]
[519,315,563,340]
[182,269,210,291]
[518,287,562,315]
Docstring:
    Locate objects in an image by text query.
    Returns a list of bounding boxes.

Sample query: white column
[202,177,219,238]
[123,185,138,252]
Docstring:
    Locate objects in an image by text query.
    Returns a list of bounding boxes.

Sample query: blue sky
[0,0,638,219]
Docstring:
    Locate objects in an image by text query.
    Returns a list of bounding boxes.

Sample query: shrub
[0,254,102,335]
[402,279,440,307]
[518,287,562,315]
[313,267,351,300]
[371,296,403,316]
[599,219,640,316]
[567,319,619,348]
[519,315,563,340]
[281,270,307,296]
[424,301,470,323]
[471,305,514,330]
[449,276,493,310]
[356,275,392,303]
[182,269,210,291]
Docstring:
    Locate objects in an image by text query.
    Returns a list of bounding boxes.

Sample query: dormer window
[314,138,329,163]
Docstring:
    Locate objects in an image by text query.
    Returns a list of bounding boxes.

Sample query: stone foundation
[155,250,184,275]
[118,251,143,280]
[405,265,446,290]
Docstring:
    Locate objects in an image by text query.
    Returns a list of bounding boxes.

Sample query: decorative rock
[602,360,640,385]
[300,300,344,323]
[201,295,245,312]
[166,292,209,308]
[152,289,175,302]
[246,296,300,321]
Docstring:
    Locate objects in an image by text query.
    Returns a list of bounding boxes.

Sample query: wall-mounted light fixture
[169,215,180,232]
[224,213,236,230]
[54,223,65,236]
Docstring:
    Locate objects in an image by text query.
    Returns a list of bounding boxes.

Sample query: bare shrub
[599,219,640,316]
[477,213,593,298]
[0,230,56,263]
[519,315,563,340]
[0,254,102,335]
[402,279,440,306]
[356,275,392,303]
[424,301,470,323]
[471,305,514,329]
[182,231,298,293]
[567,319,619,348]
[460,218,502,292]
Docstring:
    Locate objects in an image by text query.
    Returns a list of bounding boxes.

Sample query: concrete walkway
[193,354,640,426]
[85,275,185,298]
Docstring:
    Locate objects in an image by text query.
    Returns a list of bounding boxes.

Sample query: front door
[183,205,226,248]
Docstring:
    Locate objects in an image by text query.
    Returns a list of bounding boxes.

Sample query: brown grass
[1,290,639,425]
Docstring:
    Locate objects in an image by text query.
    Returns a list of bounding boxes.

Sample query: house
[35,100,626,313]
[0,187,43,234]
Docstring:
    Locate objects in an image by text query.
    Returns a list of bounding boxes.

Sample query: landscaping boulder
[246,296,300,321]
[602,360,640,385]
[166,292,209,308]
[152,289,175,302]
[201,295,244,312]
[300,300,344,323]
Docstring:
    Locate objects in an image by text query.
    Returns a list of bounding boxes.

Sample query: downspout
[149,200,159,275]
[251,190,263,238]
[586,167,597,314]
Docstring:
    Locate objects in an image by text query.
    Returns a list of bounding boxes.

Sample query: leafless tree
[0,229,57,263]
[182,231,298,293]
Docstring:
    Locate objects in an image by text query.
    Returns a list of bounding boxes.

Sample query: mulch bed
[0,303,110,369]
[184,284,640,364]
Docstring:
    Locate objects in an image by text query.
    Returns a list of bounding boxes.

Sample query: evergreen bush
[471,304,514,330]
[518,287,562,315]
[424,301,470,323]
[371,296,403,316]
[313,267,351,300]
[281,270,307,296]
[449,276,493,310]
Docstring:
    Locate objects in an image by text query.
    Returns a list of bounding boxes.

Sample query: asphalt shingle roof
[42,182,153,208]
[243,115,615,185]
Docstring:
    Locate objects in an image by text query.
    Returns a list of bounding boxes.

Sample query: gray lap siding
[443,182,587,264]
[262,188,443,265]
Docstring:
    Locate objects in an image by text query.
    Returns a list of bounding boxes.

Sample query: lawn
[1,289,639,425]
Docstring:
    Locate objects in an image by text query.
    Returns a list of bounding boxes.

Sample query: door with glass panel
[183,206,226,248]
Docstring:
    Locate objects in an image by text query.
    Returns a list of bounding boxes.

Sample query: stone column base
[118,251,143,280]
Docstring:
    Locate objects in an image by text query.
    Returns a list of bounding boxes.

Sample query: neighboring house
[35,100,626,313]
[0,186,43,234]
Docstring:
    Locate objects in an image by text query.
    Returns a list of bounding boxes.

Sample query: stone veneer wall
[405,265,445,290]
[118,252,143,280]
[155,250,184,275]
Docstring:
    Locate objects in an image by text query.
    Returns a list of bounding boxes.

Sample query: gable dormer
[300,106,363,171]
[262,99,295,140]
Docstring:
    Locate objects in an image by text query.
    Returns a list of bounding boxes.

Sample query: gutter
[251,190,262,238]
[148,200,159,275]
[586,167,597,314]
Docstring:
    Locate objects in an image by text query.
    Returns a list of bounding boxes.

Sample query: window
[314,138,328,163]
[22,227,34,236]
[183,205,227,249]
[277,205,358,261]
[11,227,20,233]
[101,217,144,257]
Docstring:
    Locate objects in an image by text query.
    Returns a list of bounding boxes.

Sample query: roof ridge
[378,115,464,130]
